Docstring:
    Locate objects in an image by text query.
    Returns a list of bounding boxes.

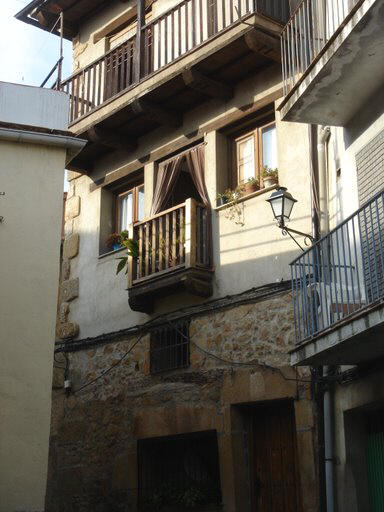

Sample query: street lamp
[267,187,314,251]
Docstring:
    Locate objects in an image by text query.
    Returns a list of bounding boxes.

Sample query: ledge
[214,184,278,212]
[98,246,126,260]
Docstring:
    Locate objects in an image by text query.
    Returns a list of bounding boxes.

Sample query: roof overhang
[15,0,124,40]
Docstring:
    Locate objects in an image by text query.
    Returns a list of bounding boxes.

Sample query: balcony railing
[128,198,210,287]
[281,0,361,96]
[60,0,290,124]
[291,189,384,344]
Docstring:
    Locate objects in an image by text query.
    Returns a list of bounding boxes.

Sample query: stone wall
[47,291,318,512]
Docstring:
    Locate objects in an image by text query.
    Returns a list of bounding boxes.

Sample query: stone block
[63,233,79,260]
[59,302,70,323]
[62,259,70,281]
[58,322,79,340]
[65,195,80,221]
[67,170,82,181]
[64,219,73,238]
[60,278,79,302]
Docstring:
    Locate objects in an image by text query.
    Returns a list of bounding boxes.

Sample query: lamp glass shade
[267,187,297,227]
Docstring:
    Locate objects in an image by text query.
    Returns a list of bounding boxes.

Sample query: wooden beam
[182,67,233,101]
[244,29,281,63]
[135,0,145,82]
[87,126,137,152]
[131,98,181,127]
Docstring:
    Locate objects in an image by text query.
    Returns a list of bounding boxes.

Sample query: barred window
[138,431,222,511]
[150,321,190,373]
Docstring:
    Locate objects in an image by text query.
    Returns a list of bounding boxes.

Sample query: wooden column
[135,0,145,82]
[184,198,197,268]
[127,224,135,287]
[144,162,155,219]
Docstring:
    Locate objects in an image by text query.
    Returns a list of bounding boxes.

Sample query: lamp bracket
[280,225,314,252]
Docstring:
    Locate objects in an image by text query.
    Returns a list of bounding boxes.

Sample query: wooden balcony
[59,0,290,171]
[128,199,213,312]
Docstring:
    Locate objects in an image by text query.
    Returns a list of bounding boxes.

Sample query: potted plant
[106,232,122,251]
[242,176,260,195]
[216,190,231,206]
[262,166,279,188]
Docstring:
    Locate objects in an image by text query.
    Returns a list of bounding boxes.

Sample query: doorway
[247,400,302,512]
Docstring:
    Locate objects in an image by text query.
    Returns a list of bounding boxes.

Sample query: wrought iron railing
[281,0,361,96]
[128,198,210,286]
[60,0,290,123]
[291,189,384,343]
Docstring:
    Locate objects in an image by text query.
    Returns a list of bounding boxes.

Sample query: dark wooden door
[250,400,301,512]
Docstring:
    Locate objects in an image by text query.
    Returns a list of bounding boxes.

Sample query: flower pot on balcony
[263,176,278,188]
[242,181,260,196]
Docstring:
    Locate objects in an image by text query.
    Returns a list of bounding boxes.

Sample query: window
[138,431,222,511]
[150,321,190,373]
[116,184,144,232]
[234,121,278,186]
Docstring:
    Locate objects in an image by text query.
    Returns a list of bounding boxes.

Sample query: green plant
[261,166,278,180]
[115,231,139,275]
[220,187,244,226]
[245,176,260,186]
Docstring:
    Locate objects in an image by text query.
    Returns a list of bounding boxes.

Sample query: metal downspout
[323,365,336,512]
[317,126,335,512]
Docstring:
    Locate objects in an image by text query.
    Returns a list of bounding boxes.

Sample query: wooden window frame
[232,120,277,188]
[115,183,144,232]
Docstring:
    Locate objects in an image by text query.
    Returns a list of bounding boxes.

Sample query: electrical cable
[72,332,145,395]
[165,320,312,384]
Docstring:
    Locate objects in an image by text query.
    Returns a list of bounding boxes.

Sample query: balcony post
[135,0,145,82]
[127,224,134,287]
[184,199,197,269]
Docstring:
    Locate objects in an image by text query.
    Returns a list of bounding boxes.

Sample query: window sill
[98,246,126,260]
[214,184,278,212]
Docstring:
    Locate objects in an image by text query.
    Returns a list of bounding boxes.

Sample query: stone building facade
[48,286,317,512]
[16,0,321,510]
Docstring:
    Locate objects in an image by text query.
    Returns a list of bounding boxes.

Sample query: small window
[116,184,144,232]
[233,121,278,187]
[150,321,190,373]
[138,431,222,510]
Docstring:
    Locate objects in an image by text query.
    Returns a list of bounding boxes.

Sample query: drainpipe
[323,365,336,512]
[318,126,331,236]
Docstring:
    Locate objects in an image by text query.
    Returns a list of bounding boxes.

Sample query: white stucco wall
[0,84,69,512]
[67,71,313,338]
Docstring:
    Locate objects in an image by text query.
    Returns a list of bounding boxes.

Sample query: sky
[0,0,72,87]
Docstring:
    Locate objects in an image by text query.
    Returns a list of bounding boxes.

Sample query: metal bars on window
[291,189,384,344]
[150,320,190,373]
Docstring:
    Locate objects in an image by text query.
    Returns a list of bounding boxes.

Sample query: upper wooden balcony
[59,0,290,171]
[127,198,213,313]
[279,0,384,125]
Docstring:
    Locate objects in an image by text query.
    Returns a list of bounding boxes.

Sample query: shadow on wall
[344,85,384,149]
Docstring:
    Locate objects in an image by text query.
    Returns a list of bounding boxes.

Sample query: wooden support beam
[87,126,137,152]
[131,98,181,127]
[135,0,145,82]
[244,29,281,63]
[182,67,233,101]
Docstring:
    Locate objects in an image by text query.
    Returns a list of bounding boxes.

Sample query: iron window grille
[138,430,222,511]
[150,321,190,374]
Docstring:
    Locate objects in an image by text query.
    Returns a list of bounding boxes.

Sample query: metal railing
[291,189,384,344]
[281,0,361,96]
[128,198,211,286]
[60,0,290,123]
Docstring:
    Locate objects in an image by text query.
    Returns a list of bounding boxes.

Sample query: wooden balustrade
[60,0,290,124]
[128,198,210,287]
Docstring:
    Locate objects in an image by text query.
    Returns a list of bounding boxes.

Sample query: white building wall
[0,83,69,512]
